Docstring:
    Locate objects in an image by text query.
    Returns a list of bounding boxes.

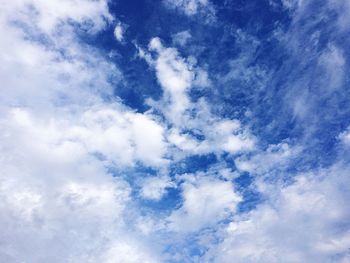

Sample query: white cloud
[147,37,194,124]
[100,241,158,263]
[0,5,119,112]
[0,3,251,261]
[280,0,302,10]
[164,0,215,19]
[203,165,350,262]
[165,0,207,15]
[235,142,300,175]
[169,118,255,155]
[339,127,350,146]
[114,22,125,42]
[0,1,164,261]
[141,39,255,156]
[0,112,150,261]
[3,106,167,168]
[266,0,350,128]
[168,176,242,233]
[323,0,350,32]
[318,44,346,92]
[140,176,175,201]
[0,0,112,34]
[172,30,192,46]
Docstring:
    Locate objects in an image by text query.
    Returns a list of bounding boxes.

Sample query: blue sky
[1,0,350,262]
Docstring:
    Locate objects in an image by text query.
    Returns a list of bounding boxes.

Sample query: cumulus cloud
[146,37,194,124]
[0,0,162,261]
[140,176,175,201]
[0,106,163,261]
[0,2,119,112]
[168,176,242,233]
[3,106,167,167]
[168,118,255,155]
[204,165,350,262]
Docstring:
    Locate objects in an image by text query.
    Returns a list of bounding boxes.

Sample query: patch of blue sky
[137,187,183,212]
[169,154,218,174]
[234,172,262,212]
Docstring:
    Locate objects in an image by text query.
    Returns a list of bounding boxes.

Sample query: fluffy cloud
[1,0,112,34]
[0,0,163,261]
[168,118,255,155]
[235,142,300,175]
[339,127,350,146]
[99,241,158,263]
[3,106,167,167]
[141,39,255,157]
[204,165,350,262]
[168,176,242,233]
[0,0,168,167]
[0,106,163,261]
[0,2,118,112]
[140,176,175,201]
[144,37,194,124]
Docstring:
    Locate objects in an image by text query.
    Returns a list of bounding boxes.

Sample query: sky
[0,0,350,262]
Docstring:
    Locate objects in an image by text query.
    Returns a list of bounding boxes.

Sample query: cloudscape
[1,0,350,262]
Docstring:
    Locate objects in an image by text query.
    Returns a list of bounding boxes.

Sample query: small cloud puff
[172,30,192,46]
[168,176,242,233]
[140,176,175,201]
[114,22,125,42]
